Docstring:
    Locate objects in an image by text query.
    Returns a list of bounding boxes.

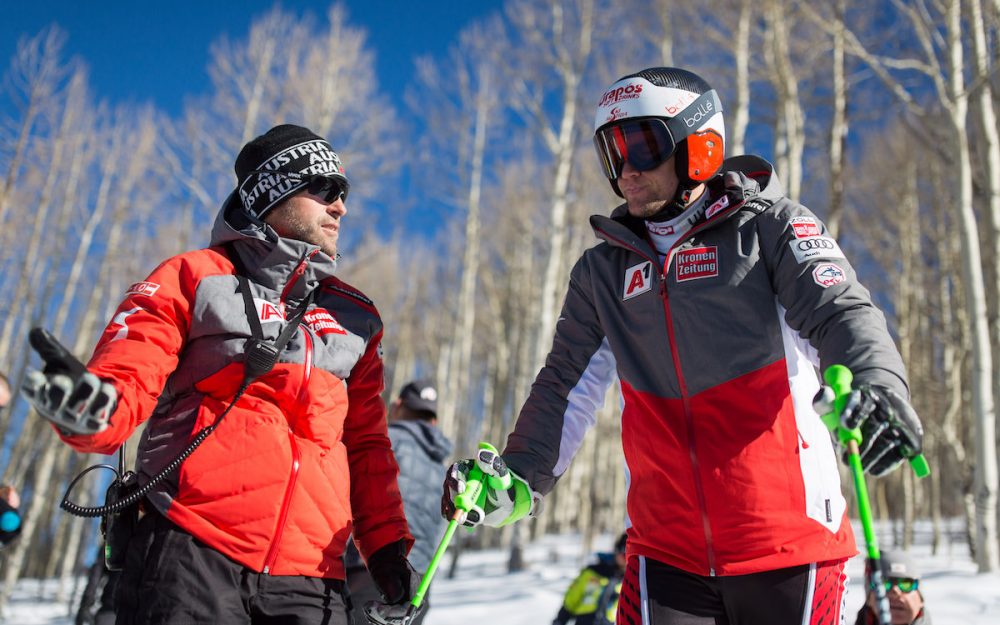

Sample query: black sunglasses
[250,170,350,204]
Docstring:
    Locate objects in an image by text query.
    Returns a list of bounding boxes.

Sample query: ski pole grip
[823,365,861,445]
[823,365,931,479]
[454,442,500,513]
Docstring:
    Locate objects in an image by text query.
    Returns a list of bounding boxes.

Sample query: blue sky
[2,1,503,117]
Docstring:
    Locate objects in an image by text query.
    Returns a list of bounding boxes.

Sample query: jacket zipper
[262,254,316,574]
[656,203,747,576]
[598,207,750,576]
[262,327,313,573]
[658,256,717,575]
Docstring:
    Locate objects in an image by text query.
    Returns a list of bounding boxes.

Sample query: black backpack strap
[224,242,315,380]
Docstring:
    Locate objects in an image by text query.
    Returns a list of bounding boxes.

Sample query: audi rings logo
[796,238,837,251]
[788,235,844,264]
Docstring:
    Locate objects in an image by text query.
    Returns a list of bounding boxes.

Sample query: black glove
[839,384,923,477]
[21,328,116,435]
[366,539,418,605]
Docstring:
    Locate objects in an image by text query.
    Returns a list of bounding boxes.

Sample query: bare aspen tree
[0,27,67,235]
[805,0,998,572]
[944,0,999,572]
[207,8,306,147]
[730,0,752,156]
[968,0,1000,457]
[763,0,805,201]
[827,0,848,238]
[500,0,596,372]
[407,20,504,438]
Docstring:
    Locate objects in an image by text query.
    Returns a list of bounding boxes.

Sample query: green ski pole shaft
[410,516,460,609]
[823,365,890,625]
[408,442,499,611]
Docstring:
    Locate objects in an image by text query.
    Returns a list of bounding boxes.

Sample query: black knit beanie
[235,124,348,220]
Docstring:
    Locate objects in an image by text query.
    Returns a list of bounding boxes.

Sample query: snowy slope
[5,529,999,623]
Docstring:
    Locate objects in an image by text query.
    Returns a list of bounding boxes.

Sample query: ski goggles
[593,89,722,179]
[871,577,919,593]
[594,118,677,179]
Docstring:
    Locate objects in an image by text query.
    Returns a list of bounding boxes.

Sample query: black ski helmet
[593,67,725,200]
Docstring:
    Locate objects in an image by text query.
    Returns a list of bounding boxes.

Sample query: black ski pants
[115,510,349,625]
[616,555,849,625]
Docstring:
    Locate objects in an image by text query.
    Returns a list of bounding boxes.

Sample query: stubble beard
[283,214,338,258]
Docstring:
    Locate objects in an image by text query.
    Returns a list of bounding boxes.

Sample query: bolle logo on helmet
[599,83,644,107]
[681,99,715,129]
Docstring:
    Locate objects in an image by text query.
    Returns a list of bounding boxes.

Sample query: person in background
[553,533,627,625]
[21,124,418,624]
[854,550,931,625]
[0,372,10,409]
[0,373,22,548]
[347,379,452,625]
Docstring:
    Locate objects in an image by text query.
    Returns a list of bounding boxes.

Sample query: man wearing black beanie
[22,124,418,624]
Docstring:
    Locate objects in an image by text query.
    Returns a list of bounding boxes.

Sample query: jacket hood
[209,190,339,297]
[389,420,453,462]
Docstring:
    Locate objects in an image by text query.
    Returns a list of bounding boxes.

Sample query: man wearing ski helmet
[442,67,924,624]
[22,124,419,624]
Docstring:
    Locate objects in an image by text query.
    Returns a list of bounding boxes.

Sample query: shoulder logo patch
[623,261,653,300]
[812,263,847,288]
[706,195,730,219]
[789,236,845,264]
[125,281,160,297]
[675,246,719,282]
[790,217,821,238]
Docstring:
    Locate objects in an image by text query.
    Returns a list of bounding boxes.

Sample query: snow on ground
[4,524,999,623]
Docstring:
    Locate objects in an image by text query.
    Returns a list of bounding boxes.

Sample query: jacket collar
[209,191,339,299]
[590,155,782,255]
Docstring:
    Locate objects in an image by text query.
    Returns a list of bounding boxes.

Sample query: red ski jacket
[505,156,910,576]
[60,195,411,578]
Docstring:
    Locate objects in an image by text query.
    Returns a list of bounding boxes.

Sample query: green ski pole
[366,442,508,625]
[820,365,929,625]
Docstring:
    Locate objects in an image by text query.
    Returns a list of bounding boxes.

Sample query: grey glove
[839,384,923,477]
[21,328,115,435]
[22,370,116,435]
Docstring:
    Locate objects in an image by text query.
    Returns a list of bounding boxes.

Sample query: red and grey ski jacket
[59,195,412,578]
[504,155,909,576]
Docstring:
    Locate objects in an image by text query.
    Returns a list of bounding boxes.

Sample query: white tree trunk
[946,0,998,572]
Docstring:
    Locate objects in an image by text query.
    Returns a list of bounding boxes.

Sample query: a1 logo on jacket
[623,261,653,300]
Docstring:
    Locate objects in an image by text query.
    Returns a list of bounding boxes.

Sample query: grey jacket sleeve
[502,254,618,495]
[757,200,909,398]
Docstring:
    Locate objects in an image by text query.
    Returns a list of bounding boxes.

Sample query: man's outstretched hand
[20,328,115,435]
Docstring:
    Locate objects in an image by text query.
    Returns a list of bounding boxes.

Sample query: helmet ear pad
[678,130,724,184]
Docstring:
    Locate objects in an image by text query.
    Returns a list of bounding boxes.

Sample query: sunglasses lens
[594,119,676,179]
[306,176,348,203]
[881,578,918,592]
